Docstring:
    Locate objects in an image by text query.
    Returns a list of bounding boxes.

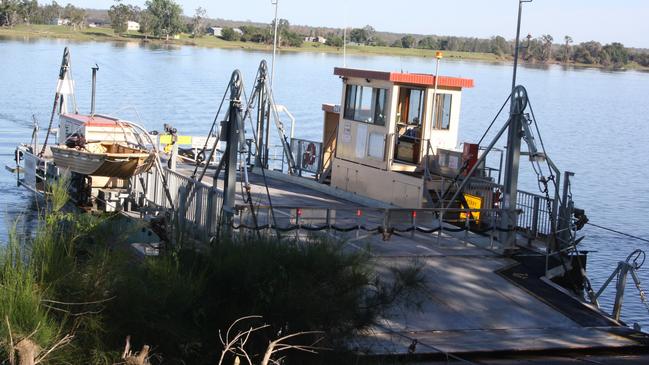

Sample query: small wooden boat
[51,142,155,179]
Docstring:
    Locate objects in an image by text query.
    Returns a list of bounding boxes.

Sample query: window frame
[433,93,453,130]
[343,84,389,126]
[398,87,426,126]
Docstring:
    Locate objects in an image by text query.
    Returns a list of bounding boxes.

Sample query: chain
[632,274,649,315]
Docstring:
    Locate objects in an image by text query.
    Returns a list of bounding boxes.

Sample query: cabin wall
[335,77,393,170]
[424,88,462,153]
[330,157,423,208]
[321,105,340,173]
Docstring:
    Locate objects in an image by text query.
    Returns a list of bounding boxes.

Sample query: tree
[191,6,206,37]
[108,0,134,35]
[490,35,508,57]
[270,17,289,35]
[417,36,439,50]
[40,1,63,24]
[602,42,628,67]
[0,0,20,26]
[18,0,39,24]
[221,27,239,41]
[362,24,375,44]
[146,0,183,41]
[563,35,573,63]
[540,34,553,62]
[573,41,602,64]
[349,27,368,44]
[138,9,153,39]
[325,34,343,47]
[63,3,85,30]
[401,35,415,48]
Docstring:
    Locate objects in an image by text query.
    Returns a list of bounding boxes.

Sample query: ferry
[11,46,649,362]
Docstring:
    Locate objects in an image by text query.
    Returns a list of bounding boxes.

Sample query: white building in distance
[127,21,140,31]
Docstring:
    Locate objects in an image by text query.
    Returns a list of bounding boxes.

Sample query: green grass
[0,178,426,363]
[0,24,505,62]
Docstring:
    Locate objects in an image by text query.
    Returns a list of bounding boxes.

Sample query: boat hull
[51,143,154,179]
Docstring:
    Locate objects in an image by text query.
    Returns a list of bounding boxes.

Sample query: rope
[587,222,649,244]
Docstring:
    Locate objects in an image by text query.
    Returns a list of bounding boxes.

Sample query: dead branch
[6,316,15,365]
[34,334,74,364]
[260,331,326,365]
[121,336,151,365]
[217,316,269,365]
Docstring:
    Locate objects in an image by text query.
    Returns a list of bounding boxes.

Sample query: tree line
[0,0,85,29]
[2,1,647,68]
[338,25,649,68]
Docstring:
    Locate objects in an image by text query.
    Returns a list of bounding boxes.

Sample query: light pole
[430,51,443,130]
[270,0,279,87]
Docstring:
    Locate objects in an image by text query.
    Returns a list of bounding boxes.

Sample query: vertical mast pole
[500,0,531,250]
[223,71,244,226]
[270,0,279,87]
[430,51,443,131]
[90,64,99,116]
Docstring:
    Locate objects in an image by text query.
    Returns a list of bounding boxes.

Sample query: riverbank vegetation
[1,0,648,70]
[0,180,425,364]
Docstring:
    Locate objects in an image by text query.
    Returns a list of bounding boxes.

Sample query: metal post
[223,71,244,227]
[256,63,268,168]
[431,52,443,130]
[90,64,99,116]
[270,0,279,87]
[558,171,575,247]
[343,26,347,67]
[613,263,629,321]
[499,0,532,251]
[531,196,540,238]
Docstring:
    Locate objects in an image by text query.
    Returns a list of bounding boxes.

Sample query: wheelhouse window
[433,93,452,130]
[343,84,388,126]
[398,88,425,125]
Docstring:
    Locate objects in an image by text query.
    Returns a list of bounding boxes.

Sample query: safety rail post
[296,208,301,240]
[464,210,470,244]
[438,210,444,246]
[177,185,188,243]
[206,187,216,240]
[356,209,362,239]
[531,196,540,239]
[411,211,416,239]
[383,209,390,240]
[194,182,204,239]
[490,212,496,249]
[326,208,331,235]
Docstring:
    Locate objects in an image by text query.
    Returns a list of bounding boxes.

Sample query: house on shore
[127,21,140,31]
[305,36,327,44]
[51,18,70,26]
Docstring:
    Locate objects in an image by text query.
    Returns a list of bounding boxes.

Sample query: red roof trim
[334,67,474,89]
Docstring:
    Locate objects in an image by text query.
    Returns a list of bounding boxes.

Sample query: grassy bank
[0,180,425,364]
[0,24,503,62]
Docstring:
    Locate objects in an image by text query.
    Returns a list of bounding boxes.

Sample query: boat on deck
[50,115,155,179]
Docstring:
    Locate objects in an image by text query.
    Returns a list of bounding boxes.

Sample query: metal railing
[130,164,224,241]
[232,204,532,251]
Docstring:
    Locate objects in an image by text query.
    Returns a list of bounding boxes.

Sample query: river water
[1,37,649,328]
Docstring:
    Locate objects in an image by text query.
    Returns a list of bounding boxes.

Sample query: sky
[76,0,649,48]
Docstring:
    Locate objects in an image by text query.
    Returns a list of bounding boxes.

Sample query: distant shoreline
[2,25,648,72]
